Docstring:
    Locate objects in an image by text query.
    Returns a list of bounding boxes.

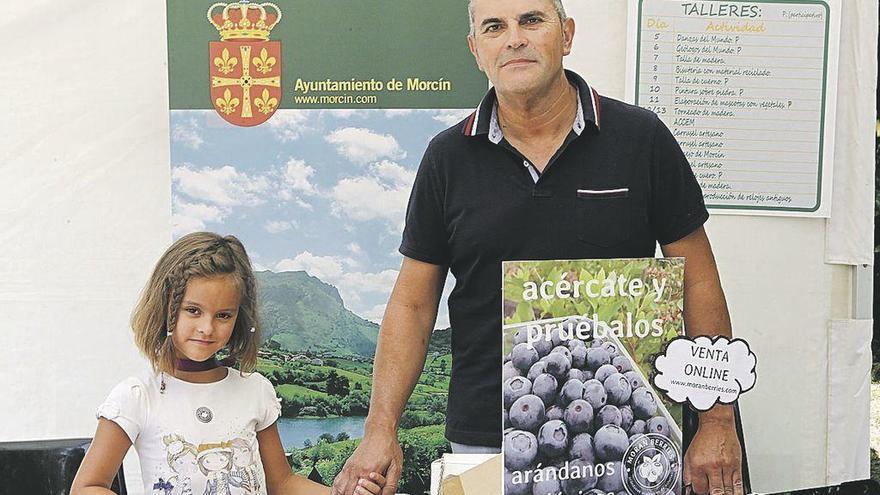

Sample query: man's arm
[331,256,447,495]
[367,256,447,435]
[661,226,735,424]
[661,226,744,495]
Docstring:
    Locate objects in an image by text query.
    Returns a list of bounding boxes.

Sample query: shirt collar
[462,69,601,139]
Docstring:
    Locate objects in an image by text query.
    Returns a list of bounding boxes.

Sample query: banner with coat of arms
[166,1,486,493]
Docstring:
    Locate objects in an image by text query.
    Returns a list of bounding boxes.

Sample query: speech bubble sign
[653,336,757,411]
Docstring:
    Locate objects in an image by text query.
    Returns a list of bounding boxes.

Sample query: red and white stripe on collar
[463,72,601,137]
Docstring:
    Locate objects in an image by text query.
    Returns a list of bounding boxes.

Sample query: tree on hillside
[342,390,370,416]
[326,370,350,397]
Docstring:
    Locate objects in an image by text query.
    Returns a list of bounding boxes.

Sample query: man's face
[467,0,574,96]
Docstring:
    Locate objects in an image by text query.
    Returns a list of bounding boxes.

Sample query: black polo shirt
[399,69,708,447]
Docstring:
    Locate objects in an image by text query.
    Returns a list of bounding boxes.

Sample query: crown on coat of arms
[207,1,282,41]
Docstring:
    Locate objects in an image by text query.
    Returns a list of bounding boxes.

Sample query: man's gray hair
[467,0,567,36]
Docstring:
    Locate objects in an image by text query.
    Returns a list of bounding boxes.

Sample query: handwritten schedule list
[633,1,834,213]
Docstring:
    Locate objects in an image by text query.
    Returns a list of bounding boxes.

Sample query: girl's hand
[354,472,387,495]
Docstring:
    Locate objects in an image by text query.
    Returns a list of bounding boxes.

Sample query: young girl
[72,232,386,495]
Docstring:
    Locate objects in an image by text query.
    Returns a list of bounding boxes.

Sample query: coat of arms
[208,2,282,126]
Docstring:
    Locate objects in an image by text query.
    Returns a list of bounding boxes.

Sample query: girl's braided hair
[131,232,260,374]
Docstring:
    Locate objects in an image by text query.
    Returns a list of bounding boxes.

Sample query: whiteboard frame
[624,0,842,217]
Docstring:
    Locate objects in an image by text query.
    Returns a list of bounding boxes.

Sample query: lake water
[277,416,367,450]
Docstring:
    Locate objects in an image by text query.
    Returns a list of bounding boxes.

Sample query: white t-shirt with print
[97,368,281,495]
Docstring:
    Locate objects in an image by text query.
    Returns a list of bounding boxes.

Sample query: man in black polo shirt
[332,1,745,495]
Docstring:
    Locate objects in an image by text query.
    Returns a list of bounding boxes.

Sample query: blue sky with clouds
[170,108,475,327]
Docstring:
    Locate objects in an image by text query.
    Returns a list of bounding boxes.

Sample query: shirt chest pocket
[576,187,634,247]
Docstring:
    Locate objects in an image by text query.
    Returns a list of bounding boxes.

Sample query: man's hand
[683,415,744,495]
[331,430,403,495]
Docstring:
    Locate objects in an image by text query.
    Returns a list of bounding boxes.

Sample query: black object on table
[0,438,126,495]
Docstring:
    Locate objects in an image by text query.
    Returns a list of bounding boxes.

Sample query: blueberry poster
[502,258,685,495]
[166,1,485,492]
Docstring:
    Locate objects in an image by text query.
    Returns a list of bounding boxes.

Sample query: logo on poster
[207,2,282,126]
[622,433,681,495]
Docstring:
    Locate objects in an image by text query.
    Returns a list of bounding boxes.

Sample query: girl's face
[172,452,196,474]
[200,450,231,473]
[232,446,252,467]
[172,275,241,363]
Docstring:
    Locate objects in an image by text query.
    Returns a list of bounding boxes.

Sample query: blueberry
[504,430,538,470]
[569,433,596,463]
[531,374,558,408]
[582,369,595,381]
[590,339,604,348]
[537,420,569,458]
[509,394,546,432]
[546,405,564,421]
[505,468,532,495]
[543,351,571,380]
[549,328,565,348]
[612,354,633,373]
[564,399,594,434]
[603,373,632,406]
[594,424,630,462]
[503,361,521,382]
[601,341,619,357]
[567,337,587,353]
[628,419,646,436]
[512,343,540,372]
[560,459,598,493]
[527,361,548,382]
[629,433,647,445]
[570,344,588,369]
[568,368,585,382]
[623,370,644,390]
[559,379,586,406]
[582,379,608,410]
[619,405,634,431]
[647,416,671,437]
[531,466,562,495]
[533,337,553,358]
[586,347,611,371]
[595,364,618,383]
[595,404,622,430]
[504,376,533,408]
[596,461,624,493]
[630,388,658,419]
[550,345,572,363]
[503,408,509,428]
[513,328,529,346]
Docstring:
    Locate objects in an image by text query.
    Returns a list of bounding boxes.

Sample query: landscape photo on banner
[166,0,487,492]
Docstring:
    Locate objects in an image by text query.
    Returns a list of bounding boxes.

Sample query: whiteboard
[625,0,841,216]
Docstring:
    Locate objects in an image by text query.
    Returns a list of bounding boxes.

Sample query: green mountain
[428,327,451,355]
[256,270,380,358]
